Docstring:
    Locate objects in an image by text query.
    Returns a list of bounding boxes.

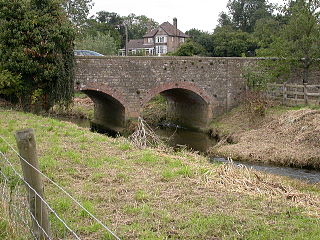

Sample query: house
[119,18,190,56]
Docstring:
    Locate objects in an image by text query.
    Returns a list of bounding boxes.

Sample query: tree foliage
[83,12,158,49]
[258,0,320,83]
[212,26,257,57]
[123,13,158,40]
[227,0,274,32]
[185,29,213,56]
[75,32,117,55]
[0,0,75,111]
[168,40,206,56]
[62,0,94,28]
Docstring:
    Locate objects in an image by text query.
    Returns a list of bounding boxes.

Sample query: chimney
[173,17,177,29]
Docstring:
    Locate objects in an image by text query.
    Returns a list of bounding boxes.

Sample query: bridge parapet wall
[75,56,255,120]
[75,56,320,132]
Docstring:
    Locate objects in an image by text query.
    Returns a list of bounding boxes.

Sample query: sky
[90,0,285,33]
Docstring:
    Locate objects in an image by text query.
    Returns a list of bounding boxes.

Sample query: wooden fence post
[303,84,308,105]
[283,83,287,105]
[15,129,51,240]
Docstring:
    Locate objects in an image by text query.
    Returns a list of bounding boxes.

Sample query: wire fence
[0,134,121,240]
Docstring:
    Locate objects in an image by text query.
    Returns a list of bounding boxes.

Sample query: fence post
[283,83,287,105]
[303,84,308,105]
[15,129,51,240]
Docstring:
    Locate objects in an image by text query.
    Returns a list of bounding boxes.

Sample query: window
[146,48,154,55]
[148,38,153,43]
[156,45,167,54]
[179,38,185,43]
[155,35,167,43]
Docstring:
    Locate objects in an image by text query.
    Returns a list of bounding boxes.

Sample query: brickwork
[74,56,319,131]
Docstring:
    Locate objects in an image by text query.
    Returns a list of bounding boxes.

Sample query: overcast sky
[90,0,285,33]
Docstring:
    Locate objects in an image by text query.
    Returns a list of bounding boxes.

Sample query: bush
[0,68,22,98]
[0,0,75,111]
[242,90,273,118]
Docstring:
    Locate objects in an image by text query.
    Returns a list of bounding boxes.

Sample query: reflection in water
[212,158,320,184]
[155,127,217,152]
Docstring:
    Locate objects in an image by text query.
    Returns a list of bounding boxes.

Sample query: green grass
[0,108,320,239]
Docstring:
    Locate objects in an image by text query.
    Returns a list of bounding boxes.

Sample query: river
[54,116,320,184]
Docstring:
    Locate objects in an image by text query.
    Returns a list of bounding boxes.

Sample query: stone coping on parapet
[75,56,320,62]
[74,55,263,61]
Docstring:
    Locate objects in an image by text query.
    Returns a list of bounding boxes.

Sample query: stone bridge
[74,56,255,132]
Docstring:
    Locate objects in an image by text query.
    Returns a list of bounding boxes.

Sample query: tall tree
[217,11,234,28]
[0,0,75,110]
[227,0,274,32]
[96,11,123,26]
[123,14,158,40]
[63,0,94,28]
[258,0,320,84]
[253,17,281,49]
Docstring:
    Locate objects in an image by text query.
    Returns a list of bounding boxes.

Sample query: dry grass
[210,106,320,169]
[1,108,320,239]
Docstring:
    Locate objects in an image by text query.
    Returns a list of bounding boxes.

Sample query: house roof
[127,39,154,49]
[143,22,189,38]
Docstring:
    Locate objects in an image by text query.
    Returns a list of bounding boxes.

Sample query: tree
[75,32,117,55]
[82,18,122,48]
[212,26,257,57]
[62,0,94,28]
[217,11,234,28]
[123,14,158,40]
[258,0,320,84]
[0,0,75,111]
[168,40,207,56]
[253,17,281,49]
[90,12,158,48]
[185,29,213,56]
[227,0,274,32]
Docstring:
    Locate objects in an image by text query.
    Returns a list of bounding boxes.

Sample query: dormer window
[155,36,167,43]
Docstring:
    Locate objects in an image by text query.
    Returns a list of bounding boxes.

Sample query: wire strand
[0,151,80,240]
[0,135,121,240]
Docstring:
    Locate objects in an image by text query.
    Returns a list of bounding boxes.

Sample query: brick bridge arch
[75,56,258,132]
[142,81,215,106]
[141,82,216,128]
[77,83,128,132]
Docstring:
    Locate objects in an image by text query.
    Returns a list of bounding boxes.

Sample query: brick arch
[142,81,215,107]
[77,82,128,108]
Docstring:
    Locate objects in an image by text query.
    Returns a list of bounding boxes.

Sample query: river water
[55,116,320,184]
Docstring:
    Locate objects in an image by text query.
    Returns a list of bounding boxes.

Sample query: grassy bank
[209,104,320,169]
[0,108,320,239]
